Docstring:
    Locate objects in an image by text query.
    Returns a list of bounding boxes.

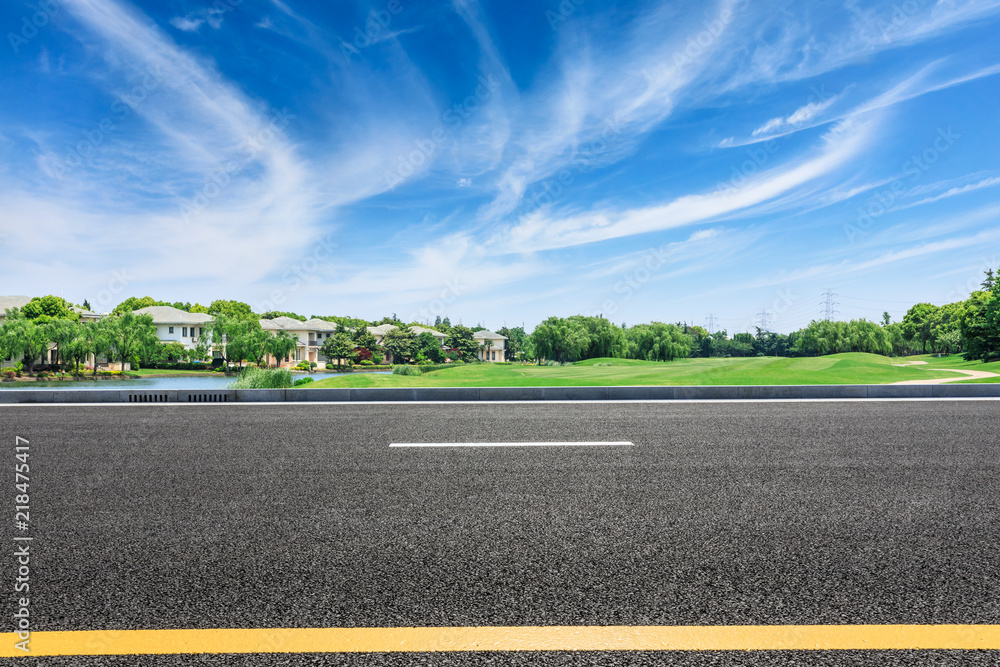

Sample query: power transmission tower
[821,289,840,320]
[755,310,771,332]
[705,313,717,334]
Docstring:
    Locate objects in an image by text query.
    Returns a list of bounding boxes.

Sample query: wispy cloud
[900,175,1000,210]
[491,114,879,253]
[751,97,837,137]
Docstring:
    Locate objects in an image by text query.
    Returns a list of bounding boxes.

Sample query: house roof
[302,318,340,331]
[0,295,31,313]
[367,323,447,338]
[410,325,447,338]
[132,306,215,324]
[71,305,100,318]
[259,316,311,331]
[473,329,507,340]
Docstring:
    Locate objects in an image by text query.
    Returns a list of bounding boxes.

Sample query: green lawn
[309,353,989,388]
[906,354,1000,382]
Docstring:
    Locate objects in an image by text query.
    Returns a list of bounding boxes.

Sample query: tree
[382,326,417,364]
[112,296,160,315]
[529,317,589,362]
[207,299,255,320]
[445,325,480,362]
[352,326,380,353]
[961,283,1000,361]
[983,268,996,292]
[206,316,267,370]
[624,322,691,361]
[882,311,892,327]
[901,303,940,354]
[0,309,50,375]
[415,331,444,363]
[321,331,357,368]
[62,322,96,375]
[497,326,527,361]
[266,330,298,368]
[23,295,75,321]
[82,299,92,311]
[106,311,158,371]
[45,318,80,368]
[87,318,115,376]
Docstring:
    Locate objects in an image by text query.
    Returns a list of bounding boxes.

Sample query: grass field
[308,353,1000,388]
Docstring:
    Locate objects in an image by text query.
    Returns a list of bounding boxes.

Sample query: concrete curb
[1,384,999,404]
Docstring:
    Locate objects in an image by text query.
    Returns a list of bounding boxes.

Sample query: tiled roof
[473,329,507,340]
[0,295,31,312]
[259,316,311,330]
[302,318,340,331]
[133,306,214,324]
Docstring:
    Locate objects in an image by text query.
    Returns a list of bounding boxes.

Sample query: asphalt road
[2,400,999,665]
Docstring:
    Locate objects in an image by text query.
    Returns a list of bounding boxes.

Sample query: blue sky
[1,0,999,333]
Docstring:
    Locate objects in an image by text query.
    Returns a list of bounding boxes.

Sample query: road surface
[2,400,998,664]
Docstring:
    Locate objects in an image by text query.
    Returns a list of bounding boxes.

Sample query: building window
[168,327,174,334]
[183,327,188,337]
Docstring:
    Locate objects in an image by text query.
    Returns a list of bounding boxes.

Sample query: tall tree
[901,303,941,354]
[207,299,255,320]
[382,326,418,364]
[45,318,80,368]
[23,295,76,321]
[321,331,357,368]
[266,330,298,367]
[416,331,444,363]
[0,309,50,375]
[352,326,380,353]
[445,325,479,362]
[982,268,996,291]
[497,326,527,361]
[961,282,1000,361]
[106,312,158,371]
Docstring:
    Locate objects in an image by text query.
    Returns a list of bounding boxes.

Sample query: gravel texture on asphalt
[2,401,998,665]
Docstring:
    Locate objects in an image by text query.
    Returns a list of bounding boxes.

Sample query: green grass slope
[309,353,967,388]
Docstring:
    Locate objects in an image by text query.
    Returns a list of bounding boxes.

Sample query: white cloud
[900,176,1000,210]
[169,16,203,32]
[491,115,879,253]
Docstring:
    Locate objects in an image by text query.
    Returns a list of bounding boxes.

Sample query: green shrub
[371,353,384,365]
[229,367,293,389]
[293,376,314,387]
[359,360,374,366]
[393,365,423,376]
[325,363,336,369]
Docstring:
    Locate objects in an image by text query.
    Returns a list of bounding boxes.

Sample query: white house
[473,330,507,362]
[133,306,214,350]
[259,317,343,367]
[366,323,507,363]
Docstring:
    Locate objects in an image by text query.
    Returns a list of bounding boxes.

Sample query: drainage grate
[128,393,169,403]
[186,393,229,403]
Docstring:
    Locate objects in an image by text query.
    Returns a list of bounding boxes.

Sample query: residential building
[133,306,214,350]
[259,317,343,367]
[474,330,507,362]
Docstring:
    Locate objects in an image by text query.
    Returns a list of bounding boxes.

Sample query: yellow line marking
[3,625,1000,656]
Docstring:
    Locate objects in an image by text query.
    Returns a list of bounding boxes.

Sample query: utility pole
[755,310,771,332]
[821,289,839,321]
[705,313,717,334]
